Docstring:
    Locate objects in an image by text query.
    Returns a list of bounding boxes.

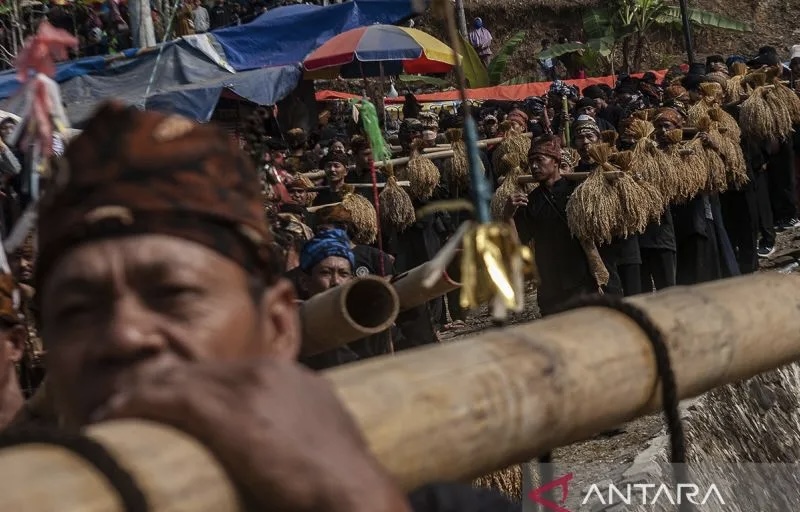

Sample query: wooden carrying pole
[300,275,399,356]
[2,275,800,510]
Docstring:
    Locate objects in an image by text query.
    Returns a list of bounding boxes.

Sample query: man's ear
[258,278,301,361]
[4,324,26,364]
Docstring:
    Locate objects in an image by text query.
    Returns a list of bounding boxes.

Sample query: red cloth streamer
[14,21,78,157]
[15,21,78,82]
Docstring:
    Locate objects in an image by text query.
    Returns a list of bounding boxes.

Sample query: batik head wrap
[528,134,562,162]
[299,228,354,273]
[37,102,276,285]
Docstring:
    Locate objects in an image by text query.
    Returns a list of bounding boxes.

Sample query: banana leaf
[538,42,587,61]
[398,74,453,88]
[582,8,615,39]
[656,7,751,31]
[459,34,490,89]
[487,30,526,86]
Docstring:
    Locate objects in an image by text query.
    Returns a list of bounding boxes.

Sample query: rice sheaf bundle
[688,132,728,195]
[687,82,724,127]
[490,154,536,220]
[724,62,749,103]
[405,140,441,201]
[444,128,482,195]
[697,116,749,190]
[379,169,416,232]
[341,187,378,244]
[708,106,741,143]
[566,143,623,244]
[660,129,707,202]
[613,150,665,223]
[770,80,800,124]
[628,120,681,204]
[491,126,531,178]
[739,73,793,146]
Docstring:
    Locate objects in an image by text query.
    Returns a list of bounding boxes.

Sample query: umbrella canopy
[303,25,457,79]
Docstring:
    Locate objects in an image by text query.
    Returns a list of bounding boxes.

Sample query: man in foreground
[29,103,518,511]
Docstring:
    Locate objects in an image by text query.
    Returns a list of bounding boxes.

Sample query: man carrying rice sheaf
[503,135,602,316]
[9,102,518,512]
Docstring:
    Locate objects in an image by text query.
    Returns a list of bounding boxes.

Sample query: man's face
[484,120,497,136]
[355,148,373,170]
[578,104,597,118]
[528,153,558,184]
[509,120,524,134]
[654,119,678,143]
[330,142,346,155]
[326,161,347,182]
[40,235,299,426]
[1,121,17,143]
[303,256,352,297]
[574,131,599,157]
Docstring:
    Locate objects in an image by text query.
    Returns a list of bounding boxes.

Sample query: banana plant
[538,0,750,72]
[459,30,528,88]
[487,30,527,86]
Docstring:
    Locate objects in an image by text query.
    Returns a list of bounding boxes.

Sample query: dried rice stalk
[764,87,794,140]
[491,130,531,178]
[473,466,521,503]
[444,128,469,193]
[687,82,724,127]
[379,171,415,232]
[600,129,618,147]
[490,154,536,220]
[342,188,378,245]
[613,150,665,223]
[406,140,440,201]
[697,117,749,190]
[708,107,741,142]
[771,81,800,125]
[661,129,707,203]
[566,144,623,244]
[628,120,681,204]
[739,76,793,145]
[689,134,728,194]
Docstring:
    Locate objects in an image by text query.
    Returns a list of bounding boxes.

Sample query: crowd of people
[0,0,312,64]
[0,29,796,509]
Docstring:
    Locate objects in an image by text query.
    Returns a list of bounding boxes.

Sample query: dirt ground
[439,227,800,502]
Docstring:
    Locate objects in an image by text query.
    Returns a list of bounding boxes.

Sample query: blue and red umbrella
[303,24,458,79]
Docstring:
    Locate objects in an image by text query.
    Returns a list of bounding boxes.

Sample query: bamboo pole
[392,251,462,312]
[300,276,399,356]
[2,275,800,510]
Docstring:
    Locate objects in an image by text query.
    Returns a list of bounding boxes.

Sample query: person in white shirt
[192,0,210,33]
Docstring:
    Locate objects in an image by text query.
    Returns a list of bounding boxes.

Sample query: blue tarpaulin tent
[213,0,418,71]
[0,0,418,122]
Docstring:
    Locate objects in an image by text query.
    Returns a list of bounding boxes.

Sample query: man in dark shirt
[346,136,386,203]
[504,135,597,316]
[210,0,231,29]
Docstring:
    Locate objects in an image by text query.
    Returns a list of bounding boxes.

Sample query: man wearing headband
[312,151,350,207]
[30,103,515,512]
[572,116,634,296]
[0,271,24,430]
[572,115,601,169]
[503,135,598,315]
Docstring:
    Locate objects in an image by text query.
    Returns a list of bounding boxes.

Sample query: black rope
[549,293,693,512]
[0,427,150,512]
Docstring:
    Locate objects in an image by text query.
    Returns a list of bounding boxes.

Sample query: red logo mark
[528,473,574,512]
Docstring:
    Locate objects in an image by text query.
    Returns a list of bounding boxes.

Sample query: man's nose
[95,294,166,363]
